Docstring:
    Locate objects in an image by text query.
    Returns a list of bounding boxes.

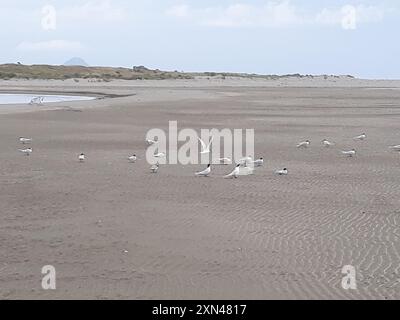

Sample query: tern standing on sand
[128,154,137,163]
[252,158,264,167]
[19,148,32,156]
[342,149,356,157]
[276,168,288,175]
[29,96,44,105]
[19,137,32,144]
[322,139,335,147]
[224,164,241,179]
[196,164,211,177]
[354,133,366,141]
[389,145,400,151]
[297,140,310,148]
[78,153,85,162]
[150,163,159,173]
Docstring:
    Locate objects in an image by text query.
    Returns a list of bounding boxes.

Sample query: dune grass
[0,64,192,81]
[0,63,355,81]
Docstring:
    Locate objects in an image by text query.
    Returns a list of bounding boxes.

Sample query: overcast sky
[1,0,399,78]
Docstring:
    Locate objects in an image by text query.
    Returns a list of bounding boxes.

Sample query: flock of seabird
[16,132,399,178]
[296,133,368,159]
[18,137,33,156]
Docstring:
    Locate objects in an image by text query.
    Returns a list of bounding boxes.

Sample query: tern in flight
[218,158,232,165]
[146,139,157,146]
[198,137,213,154]
[154,152,166,158]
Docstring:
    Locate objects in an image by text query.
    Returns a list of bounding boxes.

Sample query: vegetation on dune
[0,64,193,81]
[0,64,355,81]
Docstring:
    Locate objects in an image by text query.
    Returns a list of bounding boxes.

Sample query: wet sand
[1,78,400,299]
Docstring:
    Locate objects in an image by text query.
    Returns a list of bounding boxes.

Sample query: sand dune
[0,78,400,299]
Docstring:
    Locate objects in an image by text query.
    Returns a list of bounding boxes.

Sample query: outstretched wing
[198,138,207,152]
[207,136,214,148]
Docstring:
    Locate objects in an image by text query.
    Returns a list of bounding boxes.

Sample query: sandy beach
[1,77,400,300]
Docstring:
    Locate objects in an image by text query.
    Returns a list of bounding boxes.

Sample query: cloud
[203,2,303,28]
[17,40,84,52]
[166,1,303,27]
[58,0,126,23]
[166,1,389,29]
[316,4,386,28]
[166,4,190,18]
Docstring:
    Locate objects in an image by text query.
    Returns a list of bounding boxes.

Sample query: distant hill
[64,57,89,67]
